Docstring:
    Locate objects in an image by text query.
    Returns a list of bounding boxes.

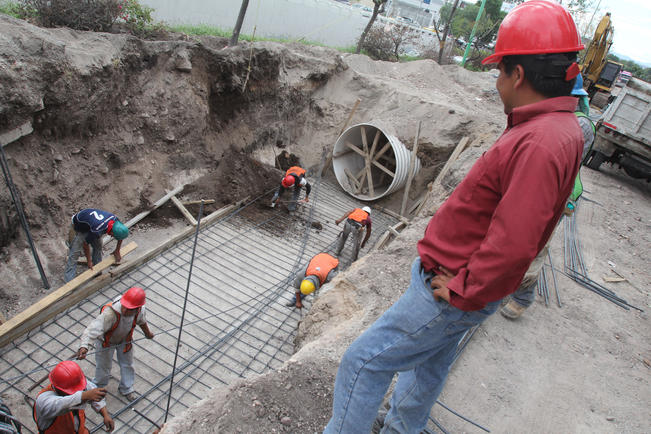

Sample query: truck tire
[585,150,606,171]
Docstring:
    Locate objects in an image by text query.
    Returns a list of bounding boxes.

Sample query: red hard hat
[482,0,584,65]
[281,175,295,188]
[121,286,146,309]
[49,361,87,395]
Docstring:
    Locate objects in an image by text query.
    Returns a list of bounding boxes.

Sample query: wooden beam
[413,136,470,217]
[182,199,215,206]
[101,185,183,246]
[346,141,366,157]
[372,221,407,251]
[344,168,361,190]
[0,242,137,347]
[332,149,356,159]
[372,160,395,177]
[372,142,392,163]
[171,194,198,226]
[400,121,421,217]
[431,136,469,189]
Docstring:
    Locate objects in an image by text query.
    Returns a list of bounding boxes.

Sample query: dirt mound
[184,148,281,208]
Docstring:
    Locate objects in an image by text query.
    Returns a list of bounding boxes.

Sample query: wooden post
[413,136,470,216]
[171,194,198,226]
[322,99,361,175]
[101,185,183,246]
[400,121,421,217]
[182,199,215,206]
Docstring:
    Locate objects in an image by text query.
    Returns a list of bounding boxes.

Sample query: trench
[0,176,398,433]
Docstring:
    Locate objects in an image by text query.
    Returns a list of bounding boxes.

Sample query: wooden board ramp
[0,242,138,348]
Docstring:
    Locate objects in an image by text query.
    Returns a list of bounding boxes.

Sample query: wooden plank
[372,221,407,251]
[432,136,469,189]
[101,185,183,246]
[400,121,421,217]
[346,141,366,157]
[372,160,395,177]
[345,168,361,190]
[0,242,137,348]
[0,121,33,147]
[388,226,400,237]
[332,148,355,159]
[182,199,215,206]
[413,136,470,217]
[171,194,198,226]
[372,142,392,163]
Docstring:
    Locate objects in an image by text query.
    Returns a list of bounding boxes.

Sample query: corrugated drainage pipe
[332,122,421,201]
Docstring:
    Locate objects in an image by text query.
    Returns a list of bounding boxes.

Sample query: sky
[577,0,651,66]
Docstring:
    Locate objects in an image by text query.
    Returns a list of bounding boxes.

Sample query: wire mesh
[0,179,398,433]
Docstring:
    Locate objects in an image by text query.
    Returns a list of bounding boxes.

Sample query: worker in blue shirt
[64,209,129,282]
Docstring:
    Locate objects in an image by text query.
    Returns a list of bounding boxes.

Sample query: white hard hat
[362,206,371,214]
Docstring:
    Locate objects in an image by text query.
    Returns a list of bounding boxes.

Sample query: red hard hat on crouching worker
[281,175,295,188]
[482,0,584,65]
[121,286,146,309]
[49,361,87,395]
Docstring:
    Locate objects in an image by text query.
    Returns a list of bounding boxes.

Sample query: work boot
[123,391,139,402]
[500,300,527,319]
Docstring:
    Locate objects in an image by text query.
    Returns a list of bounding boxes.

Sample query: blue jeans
[64,230,102,282]
[324,258,500,434]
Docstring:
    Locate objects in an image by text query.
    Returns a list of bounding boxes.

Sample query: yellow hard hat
[300,277,317,295]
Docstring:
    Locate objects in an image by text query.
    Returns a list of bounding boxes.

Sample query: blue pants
[325,258,500,434]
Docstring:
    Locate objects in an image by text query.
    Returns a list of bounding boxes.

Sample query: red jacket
[417,97,583,311]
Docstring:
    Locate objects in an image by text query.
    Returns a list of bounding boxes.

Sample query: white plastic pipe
[332,122,421,201]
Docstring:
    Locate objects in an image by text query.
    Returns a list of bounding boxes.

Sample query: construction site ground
[0,14,649,434]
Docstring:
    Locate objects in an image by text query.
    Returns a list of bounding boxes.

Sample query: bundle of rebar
[563,206,642,312]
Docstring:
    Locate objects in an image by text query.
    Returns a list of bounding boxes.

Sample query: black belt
[347,219,363,228]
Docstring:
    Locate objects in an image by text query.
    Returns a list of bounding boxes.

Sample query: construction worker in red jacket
[287,252,340,309]
[76,287,154,402]
[270,166,312,211]
[335,206,372,261]
[33,360,114,433]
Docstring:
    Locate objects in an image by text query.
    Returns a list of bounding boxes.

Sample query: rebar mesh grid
[0,179,398,433]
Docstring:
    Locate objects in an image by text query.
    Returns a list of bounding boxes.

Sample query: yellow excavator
[580,13,623,108]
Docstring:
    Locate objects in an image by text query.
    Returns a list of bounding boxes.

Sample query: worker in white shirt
[77,287,154,402]
[33,360,114,433]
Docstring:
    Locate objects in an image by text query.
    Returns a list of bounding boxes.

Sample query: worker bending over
[33,360,114,433]
[271,166,311,211]
[287,252,339,309]
[335,206,372,261]
[77,287,154,402]
[65,208,129,282]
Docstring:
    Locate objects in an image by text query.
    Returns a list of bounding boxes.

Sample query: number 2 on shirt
[90,211,104,220]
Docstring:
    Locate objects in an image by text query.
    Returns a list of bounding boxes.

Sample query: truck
[585,77,651,181]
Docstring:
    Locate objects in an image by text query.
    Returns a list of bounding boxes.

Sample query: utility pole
[461,0,487,67]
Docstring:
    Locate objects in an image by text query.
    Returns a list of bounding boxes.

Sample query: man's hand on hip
[431,267,455,302]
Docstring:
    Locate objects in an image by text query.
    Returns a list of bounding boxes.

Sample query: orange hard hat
[482,0,584,65]
[121,286,146,309]
[282,175,295,188]
[49,361,87,395]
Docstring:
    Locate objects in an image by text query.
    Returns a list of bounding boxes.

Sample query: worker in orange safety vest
[270,166,312,211]
[33,360,114,433]
[335,206,372,261]
[76,287,154,402]
[287,252,339,309]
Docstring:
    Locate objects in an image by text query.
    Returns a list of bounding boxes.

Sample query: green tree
[356,0,388,54]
